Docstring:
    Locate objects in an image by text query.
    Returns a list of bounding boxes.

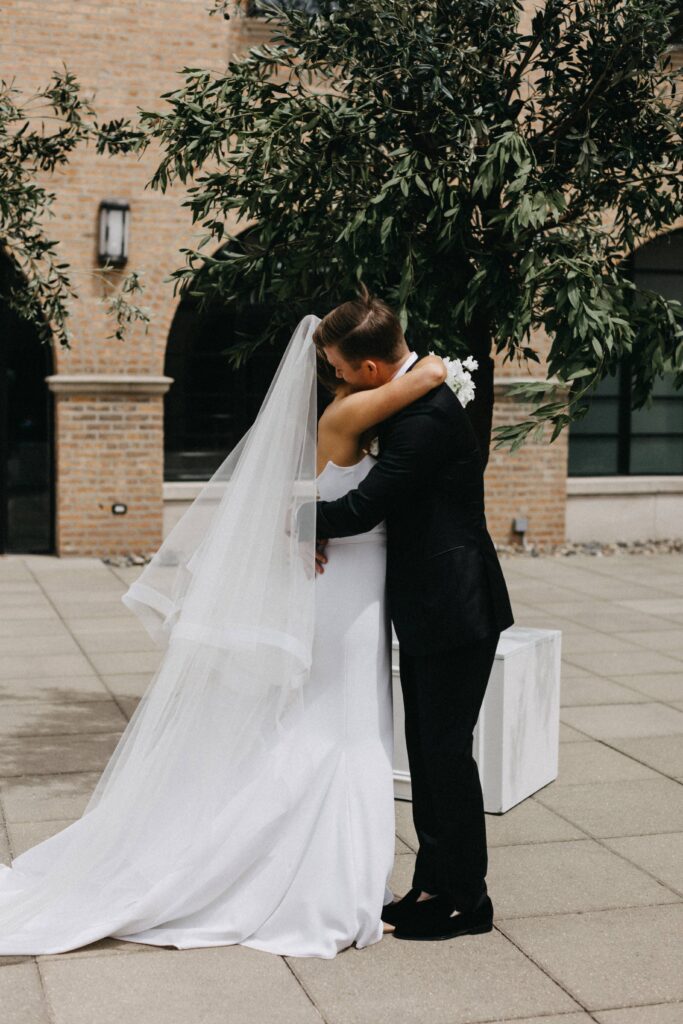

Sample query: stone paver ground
[0,552,681,1024]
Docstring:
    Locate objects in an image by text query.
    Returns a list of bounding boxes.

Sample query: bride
[0,306,446,958]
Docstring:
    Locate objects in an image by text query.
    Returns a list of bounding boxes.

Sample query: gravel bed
[103,538,683,567]
[102,553,153,567]
[497,538,683,557]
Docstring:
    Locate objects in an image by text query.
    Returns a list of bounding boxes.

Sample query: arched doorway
[164,233,334,482]
[0,255,55,553]
[163,291,288,481]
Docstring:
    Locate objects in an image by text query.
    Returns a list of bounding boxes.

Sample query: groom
[313,288,514,941]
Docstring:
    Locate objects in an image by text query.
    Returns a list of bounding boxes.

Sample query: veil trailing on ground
[0,314,320,954]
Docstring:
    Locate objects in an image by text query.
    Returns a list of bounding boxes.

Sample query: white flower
[368,437,380,457]
[429,352,478,407]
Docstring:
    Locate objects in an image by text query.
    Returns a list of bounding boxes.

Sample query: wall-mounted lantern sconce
[98,199,130,268]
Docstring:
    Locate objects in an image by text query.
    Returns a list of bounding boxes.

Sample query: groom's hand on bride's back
[294,499,328,575]
[315,539,328,575]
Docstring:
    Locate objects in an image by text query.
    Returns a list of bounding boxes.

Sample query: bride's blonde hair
[313,283,405,365]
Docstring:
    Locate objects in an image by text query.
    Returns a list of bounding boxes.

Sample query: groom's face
[322,345,390,391]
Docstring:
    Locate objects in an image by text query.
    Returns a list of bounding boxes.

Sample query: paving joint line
[510,574,683,629]
[0,695,115,706]
[561,653,683,676]
[34,958,58,1024]
[432,1008,600,1024]
[486,920,592,1019]
[0,799,11,857]
[530,791,683,900]
[396,828,683,915]
[556,731,683,786]
[560,697,679,708]
[33,949,157,963]
[494,894,682,922]
[1,727,126,741]
[283,956,331,1023]
[0,765,117,781]
[573,674,683,713]
[502,552,683,587]
[21,561,133,724]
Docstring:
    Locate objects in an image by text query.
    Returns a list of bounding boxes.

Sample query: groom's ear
[364,360,386,387]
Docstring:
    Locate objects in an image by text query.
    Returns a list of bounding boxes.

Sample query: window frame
[568,233,683,478]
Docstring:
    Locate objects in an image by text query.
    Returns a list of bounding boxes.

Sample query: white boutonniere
[430,352,478,407]
[366,353,478,457]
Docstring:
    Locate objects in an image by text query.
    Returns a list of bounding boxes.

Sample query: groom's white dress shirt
[392,351,419,380]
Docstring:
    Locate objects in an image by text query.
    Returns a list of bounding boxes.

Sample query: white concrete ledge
[46,374,174,396]
[167,473,683,505]
[567,475,683,542]
[568,475,683,496]
[163,482,204,502]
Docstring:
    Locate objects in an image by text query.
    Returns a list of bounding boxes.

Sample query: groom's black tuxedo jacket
[315,381,514,655]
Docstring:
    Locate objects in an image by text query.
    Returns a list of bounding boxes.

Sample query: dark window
[164,232,335,482]
[0,255,55,553]
[246,0,325,15]
[672,3,683,44]
[568,229,683,476]
[164,291,288,482]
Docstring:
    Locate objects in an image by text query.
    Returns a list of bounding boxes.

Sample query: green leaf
[414,173,430,196]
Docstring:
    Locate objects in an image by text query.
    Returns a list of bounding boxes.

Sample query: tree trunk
[463,320,494,469]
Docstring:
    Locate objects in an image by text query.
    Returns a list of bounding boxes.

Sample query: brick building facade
[0,1,680,556]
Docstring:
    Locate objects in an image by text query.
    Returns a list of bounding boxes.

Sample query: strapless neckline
[315,452,385,543]
[316,452,374,481]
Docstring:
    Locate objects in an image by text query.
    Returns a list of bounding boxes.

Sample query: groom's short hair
[313,283,406,364]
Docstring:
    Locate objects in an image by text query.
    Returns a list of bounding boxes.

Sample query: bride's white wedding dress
[0,454,395,958]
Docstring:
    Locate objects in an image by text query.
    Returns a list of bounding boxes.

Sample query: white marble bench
[392,626,562,813]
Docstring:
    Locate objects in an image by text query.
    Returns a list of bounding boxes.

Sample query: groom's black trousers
[399,632,499,912]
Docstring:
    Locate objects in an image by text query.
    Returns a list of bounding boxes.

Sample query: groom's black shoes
[392,890,493,941]
[381,887,421,927]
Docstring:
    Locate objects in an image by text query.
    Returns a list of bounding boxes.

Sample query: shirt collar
[391,351,418,380]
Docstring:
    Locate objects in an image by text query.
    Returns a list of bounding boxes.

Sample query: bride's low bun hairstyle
[316,347,340,395]
[313,283,406,364]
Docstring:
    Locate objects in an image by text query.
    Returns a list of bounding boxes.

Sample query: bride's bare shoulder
[321,390,376,438]
[319,390,354,429]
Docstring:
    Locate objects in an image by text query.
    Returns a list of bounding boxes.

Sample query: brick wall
[486,389,568,546]
[0,0,234,555]
[486,302,568,543]
[54,393,164,556]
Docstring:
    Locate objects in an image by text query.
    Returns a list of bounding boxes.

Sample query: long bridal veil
[0,313,320,954]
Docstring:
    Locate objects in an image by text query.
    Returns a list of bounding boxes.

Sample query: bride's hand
[414,354,448,385]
